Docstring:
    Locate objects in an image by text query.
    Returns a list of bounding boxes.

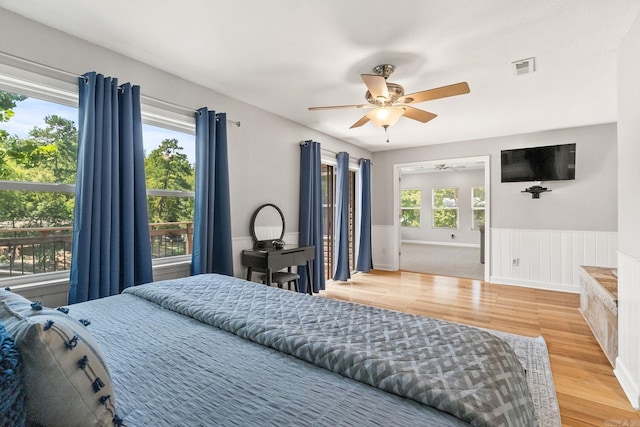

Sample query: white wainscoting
[491,228,617,293]
[402,240,480,249]
[615,251,640,409]
[372,225,396,271]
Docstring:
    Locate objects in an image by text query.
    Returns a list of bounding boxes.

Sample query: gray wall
[0,9,371,241]
[400,168,484,244]
[373,123,617,232]
[618,17,640,258]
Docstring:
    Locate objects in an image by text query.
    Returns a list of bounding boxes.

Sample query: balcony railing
[0,222,194,279]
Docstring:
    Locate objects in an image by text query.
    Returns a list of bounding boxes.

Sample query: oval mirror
[250,203,285,247]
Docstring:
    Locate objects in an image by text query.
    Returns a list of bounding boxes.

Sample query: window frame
[431,187,459,229]
[471,185,485,230]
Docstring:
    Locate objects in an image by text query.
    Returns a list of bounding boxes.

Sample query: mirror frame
[250,203,285,248]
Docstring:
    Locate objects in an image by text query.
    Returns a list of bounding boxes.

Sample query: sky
[2,95,196,163]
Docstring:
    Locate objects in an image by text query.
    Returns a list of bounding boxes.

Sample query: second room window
[432,187,459,229]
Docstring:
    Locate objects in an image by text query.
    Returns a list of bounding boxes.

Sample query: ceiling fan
[308,64,470,140]
[435,163,466,171]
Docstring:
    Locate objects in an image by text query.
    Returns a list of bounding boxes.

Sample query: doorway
[392,156,490,281]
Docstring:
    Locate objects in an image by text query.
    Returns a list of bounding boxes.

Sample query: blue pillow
[0,321,26,427]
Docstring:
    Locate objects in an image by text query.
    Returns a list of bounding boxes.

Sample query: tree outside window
[472,186,485,229]
[432,187,458,229]
[401,189,421,227]
[1,91,78,277]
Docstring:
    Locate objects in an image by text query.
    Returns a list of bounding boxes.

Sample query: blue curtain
[191,108,233,276]
[69,72,153,304]
[299,140,325,293]
[356,158,373,272]
[333,152,351,281]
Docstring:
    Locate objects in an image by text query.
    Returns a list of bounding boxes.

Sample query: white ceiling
[1,1,639,152]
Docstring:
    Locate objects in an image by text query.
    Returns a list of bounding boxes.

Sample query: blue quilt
[123,274,537,427]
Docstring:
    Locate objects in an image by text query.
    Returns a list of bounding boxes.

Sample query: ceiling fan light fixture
[367,106,405,128]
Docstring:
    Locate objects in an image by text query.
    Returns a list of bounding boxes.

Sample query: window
[400,189,421,227]
[471,186,485,229]
[321,163,356,281]
[432,187,459,229]
[1,91,78,277]
[0,84,196,279]
[142,124,195,259]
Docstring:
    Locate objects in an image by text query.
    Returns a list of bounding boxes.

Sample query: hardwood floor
[319,270,639,427]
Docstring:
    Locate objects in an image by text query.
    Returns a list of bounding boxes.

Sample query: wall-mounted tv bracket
[522,185,550,199]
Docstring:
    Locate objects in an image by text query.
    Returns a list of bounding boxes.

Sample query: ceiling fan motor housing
[366,82,405,105]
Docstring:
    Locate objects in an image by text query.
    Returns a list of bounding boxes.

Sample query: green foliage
[472,186,485,228]
[144,138,195,223]
[27,115,78,184]
[400,189,421,227]
[1,90,196,232]
[401,189,421,207]
[432,187,458,228]
[1,110,78,227]
[433,209,458,229]
[472,186,485,208]
[0,91,28,177]
[0,91,26,123]
[432,187,458,208]
[401,208,420,227]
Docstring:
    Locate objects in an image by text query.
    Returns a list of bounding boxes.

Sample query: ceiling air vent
[512,57,535,76]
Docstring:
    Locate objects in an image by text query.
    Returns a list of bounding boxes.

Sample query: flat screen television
[501,143,576,183]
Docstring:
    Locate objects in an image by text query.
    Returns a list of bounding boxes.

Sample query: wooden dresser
[579,266,618,367]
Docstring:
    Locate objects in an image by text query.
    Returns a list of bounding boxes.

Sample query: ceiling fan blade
[361,74,389,100]
[399,82,470,104]
[402,106,437,123]
[349,115,370,129]
[308,104,371,111]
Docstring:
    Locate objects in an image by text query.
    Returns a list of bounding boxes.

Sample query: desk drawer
[291,246,314,265]
[268,253,295,270]
[242,251,268,268]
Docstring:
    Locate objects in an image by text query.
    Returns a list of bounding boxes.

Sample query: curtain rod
[299,141,373,164]
[0,50,240,127]
[143,94,240,127]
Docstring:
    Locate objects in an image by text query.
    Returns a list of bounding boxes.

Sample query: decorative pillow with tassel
[0,289,121,427]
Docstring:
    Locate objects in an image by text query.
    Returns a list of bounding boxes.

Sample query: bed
[0,273,555,427]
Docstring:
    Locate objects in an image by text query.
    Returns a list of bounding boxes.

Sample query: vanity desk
[242,245,315,295]
[241,203,315,294]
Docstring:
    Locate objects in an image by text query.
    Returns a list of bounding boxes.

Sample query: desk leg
[246,267,253,282]
[306,260,314,295]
